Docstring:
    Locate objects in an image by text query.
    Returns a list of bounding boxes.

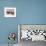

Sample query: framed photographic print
[4,7,16,17]
[18,24,46,42]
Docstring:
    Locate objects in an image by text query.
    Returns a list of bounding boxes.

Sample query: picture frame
[4,7,16,17]
[18,24,46,42]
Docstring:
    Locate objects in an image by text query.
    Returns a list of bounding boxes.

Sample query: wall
[0,0,46,44]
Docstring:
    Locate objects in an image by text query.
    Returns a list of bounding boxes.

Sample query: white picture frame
[4,7,16,17]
